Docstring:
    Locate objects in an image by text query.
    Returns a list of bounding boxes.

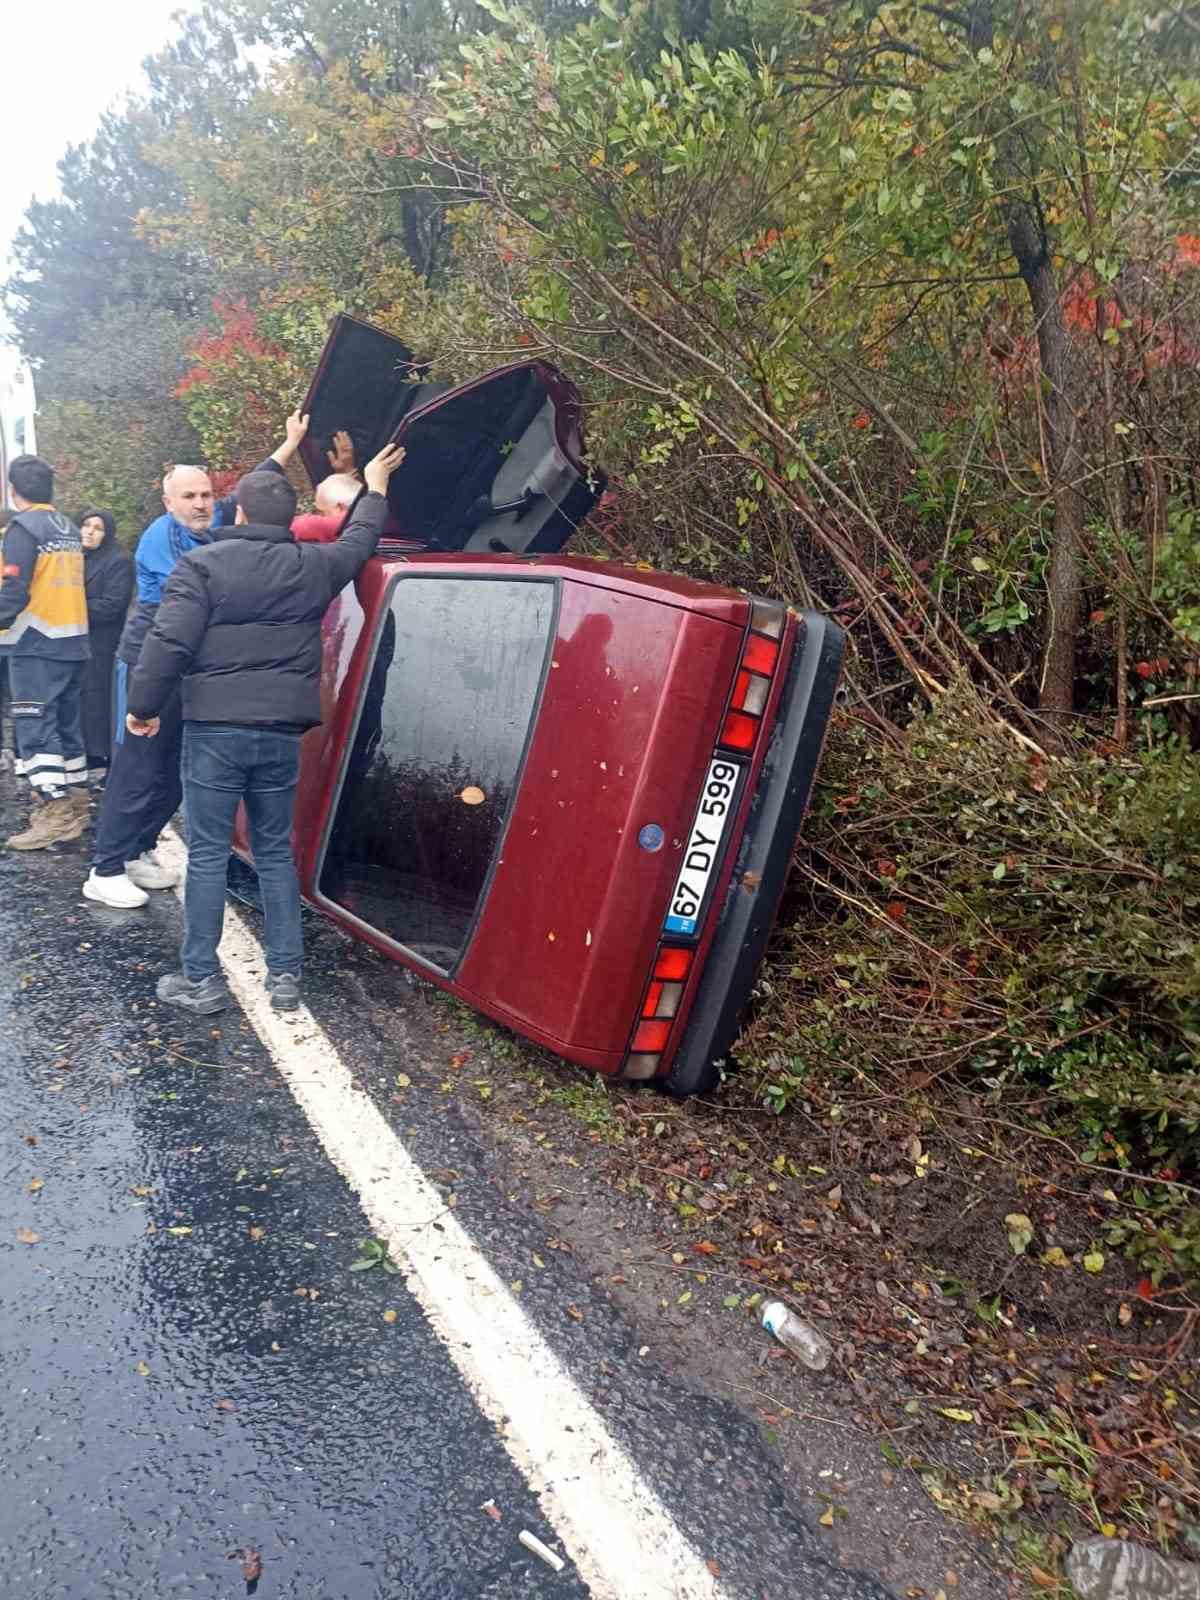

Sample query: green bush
[745,695,1200,1188]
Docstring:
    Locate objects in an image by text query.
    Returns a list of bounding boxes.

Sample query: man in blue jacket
[83,412,311,909]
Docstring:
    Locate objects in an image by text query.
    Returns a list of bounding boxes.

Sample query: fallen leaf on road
[130,1185,154,1197]
[215,1399,237,1412]
[939,1408,975,1424]
[566,1304,584,1321]
[694,1240,718,1256]
[383,1309,398,1324]
[706,1558,721,1576]
[167,1226,193,1237]
[23,1134,38,1146]
[28,1178,44,1193]
[248,1226,266,1241]
[819,1509,835,1527]
[480,1499,502,1523]
[135,1361,150,1377]
[228,1547,262,1584]
[16,1227,40,1244]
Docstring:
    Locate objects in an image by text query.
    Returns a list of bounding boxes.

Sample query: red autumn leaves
[1134,657,1171,680]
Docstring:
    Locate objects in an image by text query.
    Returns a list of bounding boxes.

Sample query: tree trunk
[1008,204,1087,721]
[967,0,1086,725]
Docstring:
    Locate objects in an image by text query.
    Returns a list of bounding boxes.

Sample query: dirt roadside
[336,942,1017,1600]
[329,918,1198,1600]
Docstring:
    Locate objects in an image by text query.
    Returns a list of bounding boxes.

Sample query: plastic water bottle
[760,1300,832,1371]
[1067,1538,1200,1600]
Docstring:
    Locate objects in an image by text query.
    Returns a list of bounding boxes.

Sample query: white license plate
[664,757,742,936]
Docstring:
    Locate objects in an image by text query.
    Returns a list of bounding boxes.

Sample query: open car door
[299,314,605,554]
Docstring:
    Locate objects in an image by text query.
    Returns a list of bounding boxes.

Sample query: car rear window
[318,575,555,970]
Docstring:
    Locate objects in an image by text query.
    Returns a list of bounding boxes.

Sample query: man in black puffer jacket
[124,425,407,1016]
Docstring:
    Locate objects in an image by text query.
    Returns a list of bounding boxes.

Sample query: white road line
[158,833,726,1600]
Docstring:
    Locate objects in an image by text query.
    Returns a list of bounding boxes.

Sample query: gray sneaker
[266,972,301,1012]
[156,971,230,1015]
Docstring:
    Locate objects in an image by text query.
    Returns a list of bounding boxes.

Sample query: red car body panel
[452,576,743,1055]
[231,549,841,1090]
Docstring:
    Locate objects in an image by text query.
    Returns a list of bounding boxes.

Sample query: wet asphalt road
[0,772,892,1600]
[1,829,588,1598]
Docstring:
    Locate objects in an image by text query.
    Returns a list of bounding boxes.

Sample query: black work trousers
[91,661,184,877]
[7,655,87,797]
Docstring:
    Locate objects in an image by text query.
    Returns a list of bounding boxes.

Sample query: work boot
[156,971,230,1015]
[65,785,92,815]
[6,796,87,851]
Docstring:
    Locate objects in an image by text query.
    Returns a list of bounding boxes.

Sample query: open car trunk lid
[300,314,605,554]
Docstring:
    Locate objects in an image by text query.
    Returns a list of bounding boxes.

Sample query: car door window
[318,576,555,970]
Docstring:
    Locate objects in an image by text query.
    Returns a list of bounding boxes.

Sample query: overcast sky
[1,0,190,317]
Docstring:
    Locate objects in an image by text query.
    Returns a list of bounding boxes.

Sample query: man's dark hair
[236,469,298,528]
[8,455,54,504]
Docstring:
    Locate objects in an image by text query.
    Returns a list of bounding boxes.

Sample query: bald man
[291,472,362,544]
[84,414,310,908]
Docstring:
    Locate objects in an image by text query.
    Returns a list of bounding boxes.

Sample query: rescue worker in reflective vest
[0,454,91,850]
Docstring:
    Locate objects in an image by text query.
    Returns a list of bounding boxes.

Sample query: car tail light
[742,633,779,676]
[623,1055,661,1081]
[622,944,695,1079]
[654,946,692,981]
[632,1019,672,1053]
[717,602,786,756]
[719,709,758,751]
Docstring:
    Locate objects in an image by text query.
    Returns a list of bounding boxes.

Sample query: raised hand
[363,442,407,496]
[326,429,356,474]
[285,410,310,448]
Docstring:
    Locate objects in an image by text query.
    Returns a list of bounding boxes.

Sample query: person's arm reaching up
[269,409,309,470]
[320,442,407,594]
[213,411,312,524]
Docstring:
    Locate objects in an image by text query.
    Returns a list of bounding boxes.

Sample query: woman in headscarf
[79,510,134,785]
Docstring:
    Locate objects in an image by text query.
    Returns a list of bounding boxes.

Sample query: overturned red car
[236,317,844,1095]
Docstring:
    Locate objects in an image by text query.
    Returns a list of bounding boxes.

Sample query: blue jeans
[181,723,303,982]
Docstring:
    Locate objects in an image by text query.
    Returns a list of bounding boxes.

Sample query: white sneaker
[83,870,149,908]
[125,851,181,891]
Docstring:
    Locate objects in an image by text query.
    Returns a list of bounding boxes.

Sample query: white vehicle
[0,351,37,507]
